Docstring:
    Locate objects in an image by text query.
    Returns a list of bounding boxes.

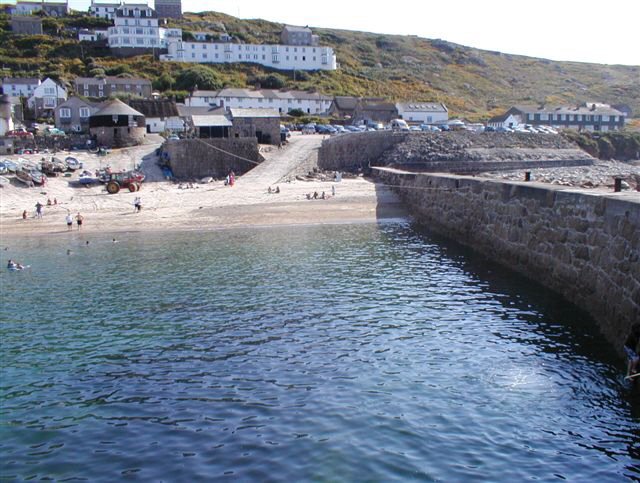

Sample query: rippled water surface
[1,223,639,481]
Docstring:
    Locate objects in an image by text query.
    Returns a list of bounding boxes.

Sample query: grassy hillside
[1,9,638,121]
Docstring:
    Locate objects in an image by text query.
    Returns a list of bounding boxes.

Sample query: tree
[175,65,222,91]
[261,73,286,89]
[288,108,305,117]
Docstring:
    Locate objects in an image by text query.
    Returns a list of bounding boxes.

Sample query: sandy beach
[0,133,408,238]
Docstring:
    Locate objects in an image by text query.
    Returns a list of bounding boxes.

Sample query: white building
[2,77,41,98]
[89,0,121,19]
[79,29,108,41]
[186,88,333,115]
[108,3,162,50]
[27,77,67,118]
[487,112,520,129]
[12,0,68,16]
[162,41,337,71]
[396,102,448,124]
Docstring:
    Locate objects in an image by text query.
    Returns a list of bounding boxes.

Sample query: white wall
[398,109,448,124]
[188,93,331,115]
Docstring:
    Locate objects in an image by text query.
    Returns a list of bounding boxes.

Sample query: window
[44,97,56,108]
[203,53,207,59]
[136,38,144,45]
[44,87,55,95]
[79,107,90,118]
[59,108,71,118]
[136,28,143,35]
[84,90,89,96]
[111,84,116,90]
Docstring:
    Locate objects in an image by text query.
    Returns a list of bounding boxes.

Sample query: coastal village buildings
[79,29,108,41]
[54,96,102,133]
[397,102,449,124]
[0,95,14,136]
[176,105,231,138]
[280,25,319,46]
[161,25,337,71]
[186,88,332,115]
[27,78,67,118]
[497,104,627,132]
[74,76,153,99]
[328,96,359,119]
[487,112,520,130]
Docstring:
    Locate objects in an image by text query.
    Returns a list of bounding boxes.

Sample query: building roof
[57,96,102,109]
[115,5,157,18]
[282,25,312,34]
[2,77,40,85]
[74,76,152,86]
[128,99,179,118]
[176,105,226,117]
[230,108,281,118]
[397,102,447,113]
[357,101,397,111]
[192,115,232,127]
[191,88,331,102]
[16,1,67,5]
[487,113,514,123]
[93,98,144,117]
[332,96,359,110]
[510,103,625,117]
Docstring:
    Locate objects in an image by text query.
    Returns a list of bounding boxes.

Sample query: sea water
[1,223,639,481]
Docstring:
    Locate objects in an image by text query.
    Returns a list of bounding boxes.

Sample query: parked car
[6,128,33,138]
[167,134,180,141]
[44,127,66,136]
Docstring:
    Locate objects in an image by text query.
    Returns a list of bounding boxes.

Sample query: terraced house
[186,88,333,115]
[74,76,153,99]
[504,103,626,132]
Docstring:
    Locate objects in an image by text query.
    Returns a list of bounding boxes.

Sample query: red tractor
[105,171,144,194]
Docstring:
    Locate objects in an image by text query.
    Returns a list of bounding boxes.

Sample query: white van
[390,119,410,131]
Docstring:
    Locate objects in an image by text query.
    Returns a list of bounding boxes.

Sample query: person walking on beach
[332,185,336,197]
[65,212,73,230]
[75,212,84,230]
[35,201,43,219]
[22,210,27,220]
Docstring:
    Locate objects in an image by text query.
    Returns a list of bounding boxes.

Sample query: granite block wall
[374,167,640,352]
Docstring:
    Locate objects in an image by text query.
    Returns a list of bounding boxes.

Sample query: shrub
[175,65,223,91]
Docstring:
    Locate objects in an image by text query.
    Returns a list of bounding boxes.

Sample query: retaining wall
[374,167,640,351]
[317,130,407,171]
[164,138,261,179]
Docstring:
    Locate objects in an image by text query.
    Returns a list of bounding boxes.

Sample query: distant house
[352,100,398,126]
[89,0,121,19]
[54,97,102,133]
[2,77,41,98]
[280,25,318,46]
[78,29,107,41]
[74,76,153,99]
[229,108,280,145]
[127,99,183,133]
[107,4,161,53]
[177,105,231,138]
[487,112,519,129]
[504,103,626,132]
[155,0,182,19]
[396,102,448,124]
[11,15,43,35]
[12,0,68,17]
[27,77,67,118]
[328,96,359,119]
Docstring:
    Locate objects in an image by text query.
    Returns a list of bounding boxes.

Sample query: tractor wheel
[128,183,137,192]
[136,183,142,191]
[106,181,120,194]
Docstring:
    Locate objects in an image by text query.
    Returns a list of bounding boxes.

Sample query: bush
[175,65,222,91]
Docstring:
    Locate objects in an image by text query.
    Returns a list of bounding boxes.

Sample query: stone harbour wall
[164,138,262,179]
[317,130,407,171]
[374,167,640,352]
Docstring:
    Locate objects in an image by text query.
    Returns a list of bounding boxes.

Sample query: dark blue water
[1,223,639,481]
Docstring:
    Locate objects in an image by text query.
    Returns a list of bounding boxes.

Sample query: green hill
[1,9,638,122]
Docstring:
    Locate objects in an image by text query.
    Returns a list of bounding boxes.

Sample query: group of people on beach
[267,186,280,194]
[65,212,83,230]
[306,186,335,200]
[225,171,235,187]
